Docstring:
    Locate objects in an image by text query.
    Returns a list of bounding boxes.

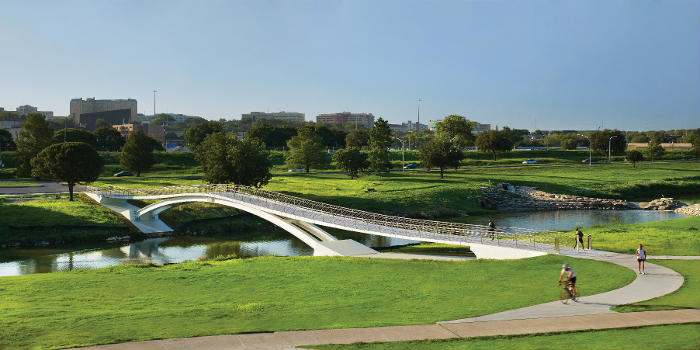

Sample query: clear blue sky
[1,0,698,131]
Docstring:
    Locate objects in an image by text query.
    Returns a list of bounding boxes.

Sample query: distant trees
[184,121,223,151]
[626,150,643,167]
[345,129,369,148]
[31,142,103,201]
[475,129,515,160]
[333,148,369,179]
[645,139,665,162]
[368,118,392,172]
[196,132,272,187]
[285,126,329,173]
[53,128,98,147]
[0,129,16,150]
[590,129,626,154]
[434,115,475,149]
[16,114,54,176]
[419,138,464,178]
[120,131,154,176]
[94,127,125,151]
[559,136,578,150]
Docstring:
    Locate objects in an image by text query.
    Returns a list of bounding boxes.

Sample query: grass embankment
[613,259,700,312]
[385,243,474,256]
[309,323,700,350]
[0,181,41,188]
[579,217,700,256]
[0,255,633,350]
[0,194,135,246]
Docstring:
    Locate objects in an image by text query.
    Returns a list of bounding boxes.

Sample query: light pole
[416,98,422,132]
[395,137,406,171]
[608,135,617,162]
[578,134,591,166]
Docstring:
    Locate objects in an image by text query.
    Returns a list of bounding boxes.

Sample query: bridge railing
[85,184,579,253]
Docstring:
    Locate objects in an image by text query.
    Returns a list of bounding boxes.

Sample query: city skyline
[1,0,698,131]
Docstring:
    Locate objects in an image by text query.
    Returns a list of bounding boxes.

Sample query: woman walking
[636,244,647,274]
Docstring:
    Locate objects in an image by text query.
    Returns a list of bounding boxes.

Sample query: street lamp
[395,137,406,171]
[577,134,591,166]
[608,135,618,163]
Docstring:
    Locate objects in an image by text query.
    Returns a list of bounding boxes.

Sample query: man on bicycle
[558,263,577,299]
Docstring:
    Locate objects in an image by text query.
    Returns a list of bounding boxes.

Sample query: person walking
[574,228,585,251]
[488,218,496,240]
[636,244,647,274]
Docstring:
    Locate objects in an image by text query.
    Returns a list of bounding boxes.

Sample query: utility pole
[416,98,422,132]
[608,135,617,162]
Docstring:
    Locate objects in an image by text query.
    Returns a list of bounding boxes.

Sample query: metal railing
[85,184,583,254]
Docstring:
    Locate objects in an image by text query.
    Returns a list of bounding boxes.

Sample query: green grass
[581,217,700,256]
[308,323,700,350]
[385,243,474,256]
[613,259,700,312]
[0,181,41,187]
[0,254,634,350]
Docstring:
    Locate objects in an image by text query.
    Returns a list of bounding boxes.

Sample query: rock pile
[643,197,684,211]
[675,204,700,216]
[479,183,629,212]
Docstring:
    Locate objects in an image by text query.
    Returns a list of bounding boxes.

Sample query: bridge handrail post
[555,237,560,254]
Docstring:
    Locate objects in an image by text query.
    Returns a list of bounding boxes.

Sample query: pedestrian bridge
[85,184,582,259]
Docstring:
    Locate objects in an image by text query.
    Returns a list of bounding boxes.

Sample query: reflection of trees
[204,242,242,259]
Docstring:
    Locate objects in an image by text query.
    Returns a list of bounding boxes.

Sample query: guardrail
[85,184,582,253]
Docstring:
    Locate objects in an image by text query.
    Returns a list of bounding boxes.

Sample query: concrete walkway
[71,252,696,350]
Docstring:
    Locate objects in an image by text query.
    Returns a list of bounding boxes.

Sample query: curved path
[72,252,695,350]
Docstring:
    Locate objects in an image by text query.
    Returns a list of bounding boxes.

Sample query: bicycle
[558,281,580,304]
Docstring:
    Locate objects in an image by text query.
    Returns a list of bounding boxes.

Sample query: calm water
[0,209,686,276]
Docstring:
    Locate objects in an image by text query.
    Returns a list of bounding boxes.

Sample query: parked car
[113,170,134,177]
[403,163,419,169]
[522,159,537,164]
[581,158,596,163]
[288,168,305,172]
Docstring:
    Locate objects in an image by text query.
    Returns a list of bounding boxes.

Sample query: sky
[0,0,698,131]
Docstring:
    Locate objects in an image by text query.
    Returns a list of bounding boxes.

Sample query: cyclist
[558,263,577,300]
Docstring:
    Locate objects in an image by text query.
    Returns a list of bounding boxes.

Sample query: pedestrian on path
[488,218,496,240]
[574,228,584,251]
[636,244,647,274]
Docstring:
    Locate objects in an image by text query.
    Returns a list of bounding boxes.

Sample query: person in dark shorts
[636,244,647,274]
[574,228,584,250]
[488,218,496,240]
[558,263,578,298]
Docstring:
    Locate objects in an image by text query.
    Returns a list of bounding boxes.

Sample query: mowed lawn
[0,255,634,350]
[581,217,700,256]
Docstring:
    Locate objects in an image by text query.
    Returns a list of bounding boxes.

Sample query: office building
[16,105,53,119]
[70,98,137,130]
[316,112,375,129]
[112,122,163,141]
[241,111,305,123]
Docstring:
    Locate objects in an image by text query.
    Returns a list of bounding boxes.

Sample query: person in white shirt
[558,264,578,299]
[636,244,647,274]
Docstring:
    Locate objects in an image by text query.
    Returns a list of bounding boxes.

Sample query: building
[627,142,692,151]
[112,122,163,141]
[0,116,24,140]
[241,111,305,123]
[16,105,54,119]
[316,112,375,129]
[70,98,137,130]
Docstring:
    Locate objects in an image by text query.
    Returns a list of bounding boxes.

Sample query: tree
[16,113,54,176]
[626,150,643,167]
[94,118,110,129]
[419,138,464,178]
[0,129,16,151]
[184,121,223,151]
[646,139,665,162]
[119,130,154,176]
[475,129,515,160]
[560,136,578,150]
[368,117,393,172]
[689,134,700,159]
[196,132,272,187]
[93,127,126,151]
[590,129,626,154]
[53,128,98,147]
[285,126,329,173]
[434,115,475,148]
[333,148,369,179]
[30,142,103,201]
[345,129,369,148]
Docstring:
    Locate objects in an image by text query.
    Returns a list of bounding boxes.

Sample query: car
[582,158,596,163]
[403,163,419,169]
[288,168,305,172]
[522,159,537,164]
[113,170,134,177]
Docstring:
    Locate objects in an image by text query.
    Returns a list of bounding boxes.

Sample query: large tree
[475,129,515,160]
[0,128,16,151]
[119,130,154,176]
[16,113,54,176]
[94,127,126,151]
[184,121,223,151]
[333,148,369,179]
[626,150,643,168]
[53,128,98,147]
[435,115,475,149]
[419,138,464,178]
[590,129,627,154]
[645,139,665,162]
[196,132,272,186]
[285,126,329,173]
[345,129,369,148]
[368,117,393,172]
[30,142,103,201]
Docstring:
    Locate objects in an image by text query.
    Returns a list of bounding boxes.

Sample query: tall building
[241,111,305,123]
[316,112,375,129]
[16,105,53,119]
[70,98,137,130]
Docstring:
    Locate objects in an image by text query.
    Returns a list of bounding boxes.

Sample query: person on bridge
[574,228,584,251]
[488,218,496,240]
[636,244,647,274]
[558,263,578,299]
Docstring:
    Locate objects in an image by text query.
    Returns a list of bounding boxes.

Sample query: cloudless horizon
[1,0,698,131]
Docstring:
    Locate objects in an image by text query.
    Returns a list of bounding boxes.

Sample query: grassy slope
[0,255,634,350]
[613,259,700,312]
[309,323,700,350]
[386,243,474,256]
[580,217,700,256]
[0,181,41,187]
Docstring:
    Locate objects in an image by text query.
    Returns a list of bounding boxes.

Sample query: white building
[242,111,305,123]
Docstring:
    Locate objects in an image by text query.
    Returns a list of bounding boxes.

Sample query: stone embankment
[479,184,629,212]
[675,204,700,216]
[640,197,685,211]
